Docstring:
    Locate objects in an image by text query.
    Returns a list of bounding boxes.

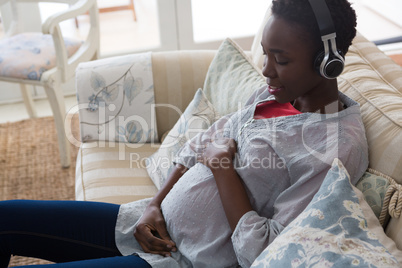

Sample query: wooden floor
[390,54,402,66]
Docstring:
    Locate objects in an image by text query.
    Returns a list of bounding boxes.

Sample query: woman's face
[261,15,333,110]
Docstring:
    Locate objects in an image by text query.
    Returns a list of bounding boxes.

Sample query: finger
[135,225,172,252]
[137,240,173,257]
[145,236,175,254]
[155,221,176,251]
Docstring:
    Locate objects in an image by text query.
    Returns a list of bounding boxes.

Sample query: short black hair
[271,0,357,55]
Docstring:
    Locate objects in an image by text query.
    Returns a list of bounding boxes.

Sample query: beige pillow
[250,3,272,69]
[203,38,266,116]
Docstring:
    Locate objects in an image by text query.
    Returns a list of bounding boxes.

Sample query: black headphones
[308,0,345,79]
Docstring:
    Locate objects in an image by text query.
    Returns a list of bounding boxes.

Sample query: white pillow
[146,88,220,189]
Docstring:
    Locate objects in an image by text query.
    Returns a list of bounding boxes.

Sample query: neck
[293,79,341,114]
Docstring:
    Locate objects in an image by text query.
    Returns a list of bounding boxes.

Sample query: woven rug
[0,113,80,267]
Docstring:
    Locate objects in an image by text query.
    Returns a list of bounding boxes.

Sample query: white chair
[98,0,136,21]
[0,0,100,168]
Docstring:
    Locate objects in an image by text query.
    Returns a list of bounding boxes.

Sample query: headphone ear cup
[313,50,325,77]
[313,50,345,79]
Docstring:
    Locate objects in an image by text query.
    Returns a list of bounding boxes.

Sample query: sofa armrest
[76,52,158,143]
[151,50,216,139]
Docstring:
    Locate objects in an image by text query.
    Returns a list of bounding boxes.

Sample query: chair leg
[43,82,71,168]
[130,0,137,21]
[20,84,37,118]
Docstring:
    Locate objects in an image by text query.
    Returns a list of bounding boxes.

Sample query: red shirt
[254,100,301,119]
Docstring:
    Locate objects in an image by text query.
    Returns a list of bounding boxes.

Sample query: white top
[115,87,369,268]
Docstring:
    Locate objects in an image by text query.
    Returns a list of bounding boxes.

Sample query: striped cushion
[151,51,216,140]
[75,142,159,204]
[339,32,402,184]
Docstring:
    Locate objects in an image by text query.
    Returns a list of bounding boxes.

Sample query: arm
[198,138,252,231]
[134,114,235,255]
[134,163,187,257]
[201,138,285,267]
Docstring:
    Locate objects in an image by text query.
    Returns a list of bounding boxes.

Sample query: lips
[268,85,284,95]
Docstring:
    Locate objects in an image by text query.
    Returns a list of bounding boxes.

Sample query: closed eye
[275,59,288,65]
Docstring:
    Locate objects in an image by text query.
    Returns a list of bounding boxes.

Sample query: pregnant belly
[161,163,236,266]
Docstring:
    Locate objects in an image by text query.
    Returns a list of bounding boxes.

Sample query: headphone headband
[308,0,336,36]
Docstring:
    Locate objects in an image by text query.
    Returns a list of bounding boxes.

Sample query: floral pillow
[76,52,158,144]
[252,159,400,267]
[146,88,220,189]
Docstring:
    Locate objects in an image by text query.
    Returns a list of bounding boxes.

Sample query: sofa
[73,6,402,267]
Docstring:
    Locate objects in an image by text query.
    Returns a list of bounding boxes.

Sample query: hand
[134,203,176,257]
[197,137,252,231]
[197,138,237,171]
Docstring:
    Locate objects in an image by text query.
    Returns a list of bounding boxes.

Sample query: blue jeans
[0,200,150,268]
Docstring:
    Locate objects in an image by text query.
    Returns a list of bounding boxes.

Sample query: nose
[262,55,277,79]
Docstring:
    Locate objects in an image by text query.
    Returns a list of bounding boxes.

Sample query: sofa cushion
[339,33,402,184]
[203,38,266,116]
[387,202,402,252]
[75,142,159,204]
[374,169,402,251]
[152,50,217,141]
[251,158,402,267]
[146,88,219,189]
